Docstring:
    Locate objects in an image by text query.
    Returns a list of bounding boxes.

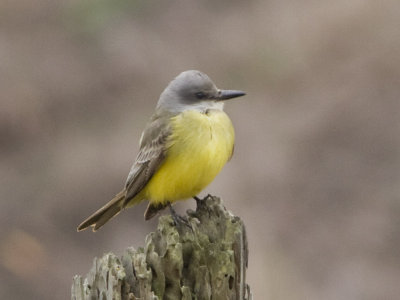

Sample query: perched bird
[77,70,245,231]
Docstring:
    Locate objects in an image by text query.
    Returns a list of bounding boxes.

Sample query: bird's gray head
[157,70,245,113]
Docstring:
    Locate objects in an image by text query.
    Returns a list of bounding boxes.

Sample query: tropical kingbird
[77,70,245,231]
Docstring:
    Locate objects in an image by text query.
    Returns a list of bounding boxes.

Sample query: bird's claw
[169,204,192,230]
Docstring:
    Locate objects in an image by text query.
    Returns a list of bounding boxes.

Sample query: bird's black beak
[216,90,246,100]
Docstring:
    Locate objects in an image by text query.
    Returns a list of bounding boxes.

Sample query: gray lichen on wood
[72,195,252,300]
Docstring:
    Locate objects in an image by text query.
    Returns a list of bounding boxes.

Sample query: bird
[77,70,245,231]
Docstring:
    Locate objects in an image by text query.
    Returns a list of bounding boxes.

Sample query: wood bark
[72,195,252,300]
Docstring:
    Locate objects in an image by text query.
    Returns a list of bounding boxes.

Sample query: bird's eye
[195,92,207,99]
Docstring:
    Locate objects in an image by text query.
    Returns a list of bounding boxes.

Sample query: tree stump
[71,195,252,300]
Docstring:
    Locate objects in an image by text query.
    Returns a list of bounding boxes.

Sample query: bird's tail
[77,189,126,232]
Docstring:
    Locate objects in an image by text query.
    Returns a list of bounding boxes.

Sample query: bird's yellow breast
[143,109,234,204]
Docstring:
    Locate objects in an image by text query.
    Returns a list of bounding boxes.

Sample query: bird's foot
[193,195,202,208]
[193,194,213,213]
[168,204,192,229]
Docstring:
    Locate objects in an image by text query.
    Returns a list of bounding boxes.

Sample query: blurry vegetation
[65,0,157,35]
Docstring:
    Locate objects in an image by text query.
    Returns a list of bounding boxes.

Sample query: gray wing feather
[123,115,172,205]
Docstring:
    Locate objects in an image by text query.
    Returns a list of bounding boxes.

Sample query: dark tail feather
[77,189,126,232]
[144,202,168,220]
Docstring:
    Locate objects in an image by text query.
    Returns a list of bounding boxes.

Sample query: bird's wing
[123,114,172,206]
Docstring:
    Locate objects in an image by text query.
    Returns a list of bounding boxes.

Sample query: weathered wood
[72,195,252,300]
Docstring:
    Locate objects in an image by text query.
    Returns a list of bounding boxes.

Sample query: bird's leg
[193,194,213,212]
[193,196,202,208]
[168,204,191,229]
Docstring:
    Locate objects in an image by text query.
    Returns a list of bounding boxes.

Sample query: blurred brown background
[1,0,399,299]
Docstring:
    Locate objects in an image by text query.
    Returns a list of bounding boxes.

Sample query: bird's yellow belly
[143,110,234,204]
